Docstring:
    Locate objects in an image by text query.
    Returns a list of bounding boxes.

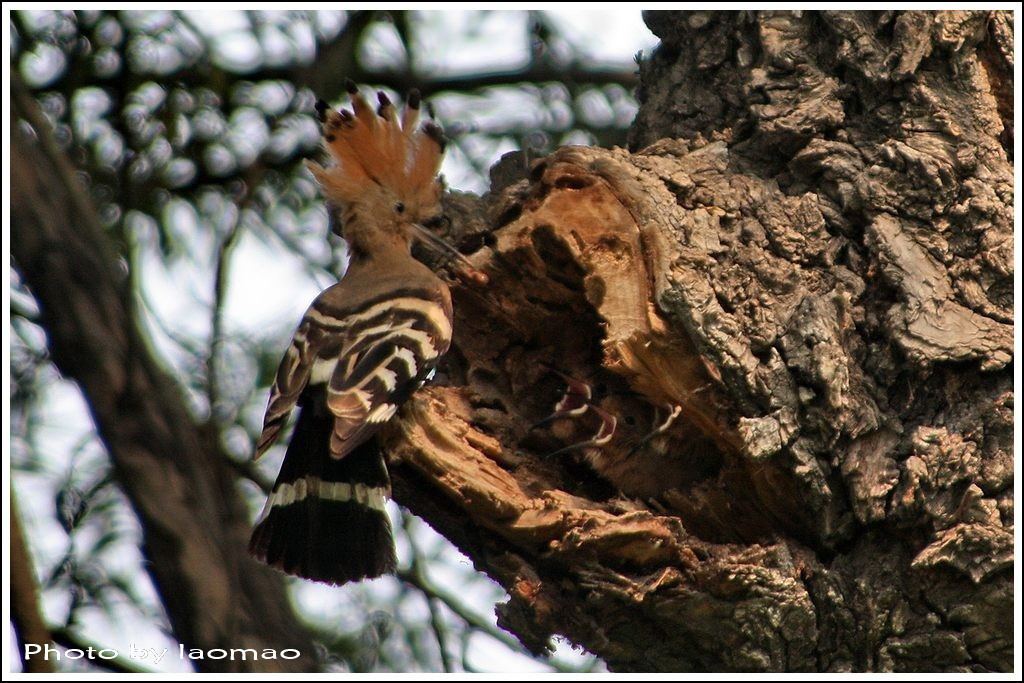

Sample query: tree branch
[394,522,597,674]
[206,207,245,423]
[22,10,637,104]
[11,73,319,673]
[9,490,55,673]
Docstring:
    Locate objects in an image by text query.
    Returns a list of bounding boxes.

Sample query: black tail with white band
[249,385,396,585]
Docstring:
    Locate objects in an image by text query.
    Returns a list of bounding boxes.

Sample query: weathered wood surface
[385,10,1013,672]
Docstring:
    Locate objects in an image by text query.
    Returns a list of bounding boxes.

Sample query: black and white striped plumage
[248,84,469,585]
[250,277,454,584]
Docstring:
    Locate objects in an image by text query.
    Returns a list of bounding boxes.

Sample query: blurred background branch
[10,491,55,673]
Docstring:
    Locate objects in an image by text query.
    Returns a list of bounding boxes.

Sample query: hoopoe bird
[249,82,485,585]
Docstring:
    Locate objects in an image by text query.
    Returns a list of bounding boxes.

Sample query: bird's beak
[411,223,489,286]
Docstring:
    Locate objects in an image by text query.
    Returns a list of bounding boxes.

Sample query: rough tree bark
[383,10,1014,672]
[11,78,319,673]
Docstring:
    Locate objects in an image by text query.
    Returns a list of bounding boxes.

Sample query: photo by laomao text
[23,643,303,665]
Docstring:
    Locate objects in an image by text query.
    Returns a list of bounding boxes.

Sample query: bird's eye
[394,202,406,214]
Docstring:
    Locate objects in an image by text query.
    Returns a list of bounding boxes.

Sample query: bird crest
[308,80,445,219]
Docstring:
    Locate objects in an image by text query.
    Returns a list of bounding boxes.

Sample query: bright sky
[9,9,656,674]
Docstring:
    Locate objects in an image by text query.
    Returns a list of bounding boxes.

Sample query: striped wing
[324,296,452,459]
[255,316,322,459]
[254,287,452,461]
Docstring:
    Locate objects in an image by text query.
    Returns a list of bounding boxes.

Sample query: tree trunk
[384,10,1013,671]
[11,78,319,673]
